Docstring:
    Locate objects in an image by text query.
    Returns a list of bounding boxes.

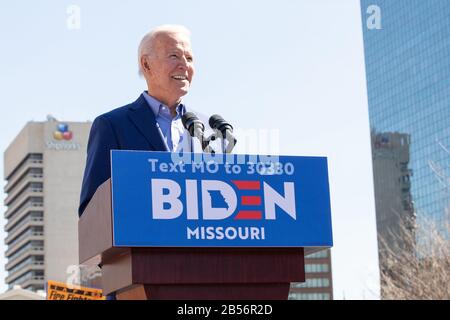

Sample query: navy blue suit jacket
[78,94,169,216]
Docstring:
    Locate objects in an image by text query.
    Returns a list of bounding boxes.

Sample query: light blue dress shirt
[142,91,186,151]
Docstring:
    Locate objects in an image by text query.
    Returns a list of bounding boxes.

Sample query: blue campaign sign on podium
[110,150,333,249]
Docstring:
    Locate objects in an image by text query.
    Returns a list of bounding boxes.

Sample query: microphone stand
[201,129,237,154]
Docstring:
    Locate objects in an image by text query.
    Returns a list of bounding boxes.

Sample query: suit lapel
[127,94,169,151]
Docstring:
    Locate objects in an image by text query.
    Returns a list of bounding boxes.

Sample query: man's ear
[140,56,151,73]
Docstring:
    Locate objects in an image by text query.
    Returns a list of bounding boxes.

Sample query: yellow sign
[47,280,105,300]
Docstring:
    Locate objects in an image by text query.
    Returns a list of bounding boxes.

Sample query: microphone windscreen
[209,114,225,129]
[209,114,234,132]
[182,112,199,130]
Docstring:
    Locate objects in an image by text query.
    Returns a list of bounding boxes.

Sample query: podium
[79,151,333,300]
[79,179,305,299]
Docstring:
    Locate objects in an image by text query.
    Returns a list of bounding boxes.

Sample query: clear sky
[0,0,380,299]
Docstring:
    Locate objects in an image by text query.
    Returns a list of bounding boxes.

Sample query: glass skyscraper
[360,1,450,235]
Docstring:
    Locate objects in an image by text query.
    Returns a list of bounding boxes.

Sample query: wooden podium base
[101,247,304,300]
[116,283,290,300]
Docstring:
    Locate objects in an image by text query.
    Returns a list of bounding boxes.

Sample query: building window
[307,250,329,259]
[291,278,330,288]
[288,293,331,300]
[305,263,329,273]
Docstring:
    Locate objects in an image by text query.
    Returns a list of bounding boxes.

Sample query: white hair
[138,25,191,76]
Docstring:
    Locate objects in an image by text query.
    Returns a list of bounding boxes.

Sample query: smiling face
[141,32,194,109]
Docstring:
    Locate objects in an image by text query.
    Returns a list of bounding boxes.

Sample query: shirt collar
[142,91,186,118]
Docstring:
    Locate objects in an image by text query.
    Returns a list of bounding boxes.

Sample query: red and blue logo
[232,180,264,220]
[53,123,73,141]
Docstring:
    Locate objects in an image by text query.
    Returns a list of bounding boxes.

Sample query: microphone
[209,114,237,153]
[182,112,209,152]
[182,112,205,139]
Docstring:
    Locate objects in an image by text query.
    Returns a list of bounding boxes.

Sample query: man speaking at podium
[79,25,195,217]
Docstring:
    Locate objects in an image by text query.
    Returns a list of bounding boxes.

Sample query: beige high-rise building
[3,118,91,292]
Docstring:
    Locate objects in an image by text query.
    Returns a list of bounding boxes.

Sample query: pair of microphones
[181,113,237,154]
